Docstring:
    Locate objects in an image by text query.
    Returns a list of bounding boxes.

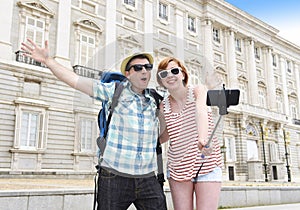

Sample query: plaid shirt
[93,80,159,176]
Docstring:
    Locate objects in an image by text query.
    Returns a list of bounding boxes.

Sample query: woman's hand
[21,38,50,64]
[198,141,213,157]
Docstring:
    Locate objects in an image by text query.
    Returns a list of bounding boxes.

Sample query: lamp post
[220,144,226,163]
[221,132,226,166]
[260,123,268,182]
[283,129,291,182]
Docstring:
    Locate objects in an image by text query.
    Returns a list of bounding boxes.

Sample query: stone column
[225,28,238,88]
[175,8,184,60]
[105,0,117,69]
[245,38,258,105]
[144,0,154,52]
[144,0,155,87]
[280,56,289,116]
[0,0,14,60]
[294,62,300,117]
[264,47,276,111]
[202,17,215,87]
[55,0,72,67]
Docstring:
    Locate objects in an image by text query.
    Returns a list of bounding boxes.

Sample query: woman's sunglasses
[126,64,153,72]
[158,67,181,79]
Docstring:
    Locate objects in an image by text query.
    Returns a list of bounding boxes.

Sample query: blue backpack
[97,71,127,140]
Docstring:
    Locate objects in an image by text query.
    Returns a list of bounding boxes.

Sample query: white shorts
[167,167,222,182]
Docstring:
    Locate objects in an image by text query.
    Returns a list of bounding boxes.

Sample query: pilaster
[225,28,238,88]
[264,46,276,111]
[294,63,300,118]
[144,0,154,52]
[0,0,14,60]
[280,56,289,116]
[55,0,72,67]
[175,8,184,60]
[105,0,117,69]
[202,17,214,86]
[246,38,258,105]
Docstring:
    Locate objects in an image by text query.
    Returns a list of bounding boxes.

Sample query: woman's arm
[194,84,209,147]
[21,39,94,96]
[158,102,170,144]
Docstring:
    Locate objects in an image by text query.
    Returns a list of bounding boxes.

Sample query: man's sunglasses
[126,64,153,72]
[158,67,181,79]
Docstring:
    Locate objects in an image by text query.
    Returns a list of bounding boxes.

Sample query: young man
[21,39,167,210]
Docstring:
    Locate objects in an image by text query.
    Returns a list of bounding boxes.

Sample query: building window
[247,140,259,160]
[286,60,292,74]
[254,47,261,60]
[124,0,135,7]
[123,16,137,29]
[276,92,284,113]
[225,137,236,161]
[17,2,53,67]
[159,2,168,21]
[25,17,45,48]
[73,19,103,70]
[75,115,97,154]
[80,119,94,152]
[297,134,300,167]
[20,112,39,148]
[238,80,248,103]
[13,102,49,151]
[235,38,242,52]
[80,0,97,14]
[80,34,96,68]
[213,28,220,43]
[291,104,298,119]
[188,67,200,85]
[188,15,196,33]
[269,143,279,162]
[258,87,266,108]
[272,54,277,67]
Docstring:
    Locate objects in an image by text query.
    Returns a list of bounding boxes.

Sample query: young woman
[157,57,222,210]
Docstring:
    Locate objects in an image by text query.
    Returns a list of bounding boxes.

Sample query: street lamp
[283,129,291,182]
[260,123,268,182]
[221,132,227,165]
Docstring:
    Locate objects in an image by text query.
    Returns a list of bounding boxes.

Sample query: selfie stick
[195,84,239,177]
[203,84,228,147]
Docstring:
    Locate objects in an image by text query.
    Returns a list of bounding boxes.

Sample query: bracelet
[198,138,208,146]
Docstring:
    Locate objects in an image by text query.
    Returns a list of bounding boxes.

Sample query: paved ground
[0,178,299,191]
[226,203,300,210]
[0,178,94,190]
[1,178,300,209]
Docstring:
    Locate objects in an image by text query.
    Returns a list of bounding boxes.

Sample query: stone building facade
[0,0,300,182]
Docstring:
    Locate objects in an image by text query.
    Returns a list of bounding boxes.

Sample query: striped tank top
[163,86,222,181]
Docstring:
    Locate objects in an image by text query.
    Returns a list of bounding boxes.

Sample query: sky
[225,0,300,46]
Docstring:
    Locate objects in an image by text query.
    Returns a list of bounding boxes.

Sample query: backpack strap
[149,88,165,189]
[94,81,126,210]
[103,82,125,138]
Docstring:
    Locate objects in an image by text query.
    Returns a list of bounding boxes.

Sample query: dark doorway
[272,166,278,180]
[228,166,235,181]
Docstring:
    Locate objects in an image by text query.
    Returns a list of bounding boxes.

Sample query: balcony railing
[293,118,300,125]
[15,50,47,68]
[234,103,287,123]
[73,65,102,79]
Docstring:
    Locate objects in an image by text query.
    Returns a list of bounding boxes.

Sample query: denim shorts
[167,167,222,182]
